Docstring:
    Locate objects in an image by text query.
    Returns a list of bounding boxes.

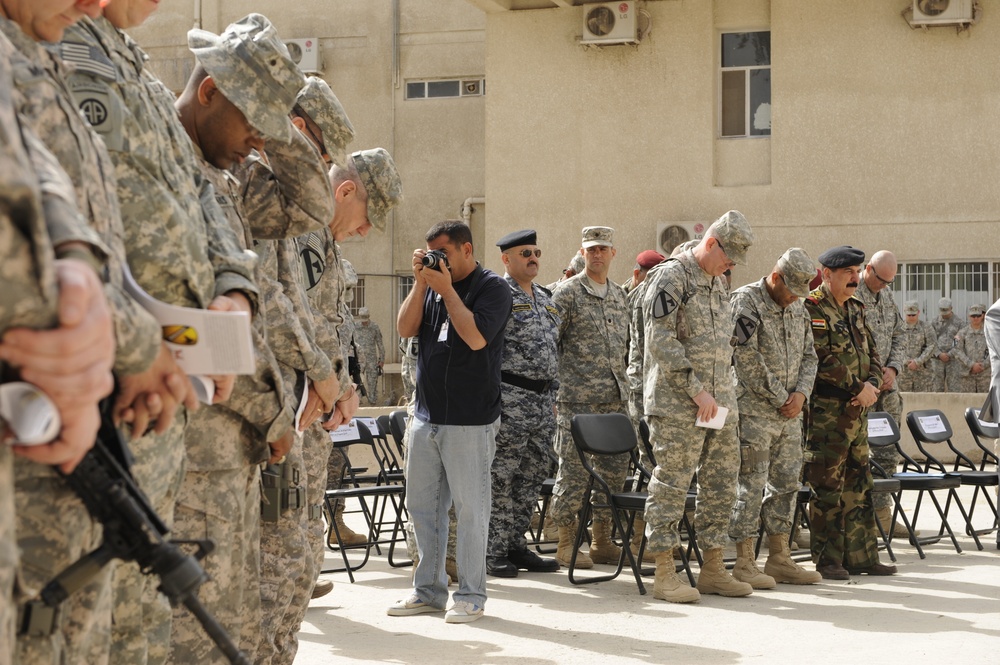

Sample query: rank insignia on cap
[652,283,682,319]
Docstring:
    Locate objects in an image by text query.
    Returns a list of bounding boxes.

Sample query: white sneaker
[444,600,484,624]
[386,593,443,616]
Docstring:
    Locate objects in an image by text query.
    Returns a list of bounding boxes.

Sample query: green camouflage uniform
[550,272,630,528]
[168,15,313,663]
[803,284,883,568]
[62,16,258,665]
[931,313,962,392]
[729,278,817,540]
[641,250,739,553]
[854,279,904,509]
[3,17,160,664]
[898,319,936,392]
[953,324,991,393]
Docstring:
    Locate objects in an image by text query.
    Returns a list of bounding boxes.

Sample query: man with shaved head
[854,250,907,537]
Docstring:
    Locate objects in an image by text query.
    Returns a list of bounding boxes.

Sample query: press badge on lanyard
[438,319,450,342]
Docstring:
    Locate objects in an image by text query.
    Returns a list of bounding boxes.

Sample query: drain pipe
[461,197,485,225]
[193,0,202,29]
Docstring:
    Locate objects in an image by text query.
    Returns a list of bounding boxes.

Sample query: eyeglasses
[971,313,984,318]
[870,268,894,286]
[715,240,736,269]
[512,249,542,258]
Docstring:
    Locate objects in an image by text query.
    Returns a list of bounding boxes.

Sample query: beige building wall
[132,0,487,377]
[478,0,1000,290]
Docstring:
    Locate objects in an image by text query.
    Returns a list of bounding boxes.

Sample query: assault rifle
[20,401,249,665]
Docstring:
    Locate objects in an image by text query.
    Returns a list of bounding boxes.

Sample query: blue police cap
[496,229,537,251]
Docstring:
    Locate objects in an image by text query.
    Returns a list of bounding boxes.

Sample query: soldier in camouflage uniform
[931,297,963,392]
[0,40,116,663]
[283,148,400,663]
[486,230,561,578]
[169,16,312,664]
[854,251,906,535]
[898,301,936,393]
[549,226,630,570]
[804,246,896,579]
[63,5,260,663]
[0,4,168,662]
[953,304,991,393]
[355,308,386,405]
[641,211,754,603]
[728,248,822,588]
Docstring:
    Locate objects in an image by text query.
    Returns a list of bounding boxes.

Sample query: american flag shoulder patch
[60,42,117,82]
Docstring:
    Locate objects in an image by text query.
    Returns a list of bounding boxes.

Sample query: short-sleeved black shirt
[414,264,512,426]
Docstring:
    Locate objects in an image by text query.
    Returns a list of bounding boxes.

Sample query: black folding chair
[322,421,406,581]
[568,413,649,594]
[962,408,1000,540]
[906,409,992,550]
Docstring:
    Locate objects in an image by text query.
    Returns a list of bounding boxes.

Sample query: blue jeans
[405,416,499,609]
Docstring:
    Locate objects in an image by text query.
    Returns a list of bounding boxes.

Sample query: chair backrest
[571,413,638,457]
[964,406,1000,465]
[905,409,957,473]
[866,411,900,449]
[388,410,407,445]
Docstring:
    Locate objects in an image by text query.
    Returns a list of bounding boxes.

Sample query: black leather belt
[501,371,553,394]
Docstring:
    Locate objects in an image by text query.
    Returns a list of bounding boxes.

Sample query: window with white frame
[349,277,365,316]
[406,78,485,100]
[720,31,771,138]
[891,261,996,318]
[397,275,414,308]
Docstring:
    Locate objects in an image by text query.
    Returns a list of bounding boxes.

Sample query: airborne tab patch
[651,283,682,319]
[810,318,828,330]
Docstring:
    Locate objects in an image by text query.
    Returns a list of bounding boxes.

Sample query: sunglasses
[512,249,542,258]
[871,268,894,286]
[971,313,984,318]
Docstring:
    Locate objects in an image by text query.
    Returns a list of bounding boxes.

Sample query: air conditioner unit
[911,0,974,25]
[582,2,638,45]
[656,222,707,257]
[284,38,321,73]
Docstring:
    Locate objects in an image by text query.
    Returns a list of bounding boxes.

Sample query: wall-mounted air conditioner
[911,0,974,25]
[284,38,321,73]
[582,2,638,45]
[656,222,707,257]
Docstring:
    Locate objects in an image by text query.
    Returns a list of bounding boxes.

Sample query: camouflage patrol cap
[351,148,402,232]
[707,210,754,265]
[357,306,370,319]
[581,226,614,248]
[903,300,920,315]
[567,253,586,273]
[938,297,953,311]
[188,14,305,142]
[777,248,816,298]
[296,76,355,165]
[970,303,986,316]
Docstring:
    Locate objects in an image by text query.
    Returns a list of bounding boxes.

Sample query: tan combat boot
[335,512,367,546]
[876,506,915,539]
[446,557,458,585]
[555,524,593,569]
[732,538,776,589]
[653,550,700,603]
[696,547,753,597]
[630,516,656,564]
[764,534,822,584]
[589,518,623,564]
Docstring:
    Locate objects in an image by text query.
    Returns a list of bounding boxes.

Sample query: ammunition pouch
[260,461,304,523]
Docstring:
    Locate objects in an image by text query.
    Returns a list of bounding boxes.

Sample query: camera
[421,249,449,271]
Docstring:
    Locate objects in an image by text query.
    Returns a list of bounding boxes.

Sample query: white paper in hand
[695,406,729,430]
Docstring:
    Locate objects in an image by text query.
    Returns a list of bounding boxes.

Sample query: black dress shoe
[845,562,897,576]
[486,556,518,578]
[816,561,850,580]
[507,548,560,573]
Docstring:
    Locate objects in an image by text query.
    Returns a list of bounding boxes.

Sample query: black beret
[496,229,537,251]
[817,245,865,269]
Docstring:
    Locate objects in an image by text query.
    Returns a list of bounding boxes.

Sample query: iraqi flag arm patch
[811,318,828,330]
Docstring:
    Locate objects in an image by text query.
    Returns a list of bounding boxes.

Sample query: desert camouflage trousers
[256,435,309,665]
[645,411,740,553]
[803,396,878,568]
[167,464,260,665]
[729,412,804,541]
[0,446,13,665]
[897,364,932,392]
[931,357,957,392]
[109,414,187,665]
[14,459,110,665]
[550,401,630,528]
[870,388,903,511]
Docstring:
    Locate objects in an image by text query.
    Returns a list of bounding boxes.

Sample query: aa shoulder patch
[811,318,828,330]
[651,282,683,319]
[732,310,761,346]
